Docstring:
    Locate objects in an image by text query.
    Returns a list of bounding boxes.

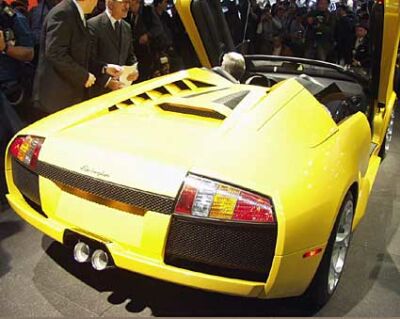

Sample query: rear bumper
[7,190,325,299]
[7,192,265,297]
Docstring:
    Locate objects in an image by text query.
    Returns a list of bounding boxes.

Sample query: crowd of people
[227,0,371,69]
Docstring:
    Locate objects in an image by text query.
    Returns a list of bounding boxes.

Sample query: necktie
[114,20,121,46]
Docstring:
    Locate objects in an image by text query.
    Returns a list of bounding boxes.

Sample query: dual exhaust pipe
[73,242,111,271]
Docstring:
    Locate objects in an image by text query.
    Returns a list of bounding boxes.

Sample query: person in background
[304,12,316,59]
[29,0,62,65]
[256,7,274,54]
[335,4,354,66]
[88,0,138,97]
[240,0,261,54]
[352,22,370,70]
[33,0,120,116]
[224,0,242,46]
[288,10,305,57]
[309,0,336,61]
[127,0,153,82]
[0,0,34,106]
[150,0,183,74]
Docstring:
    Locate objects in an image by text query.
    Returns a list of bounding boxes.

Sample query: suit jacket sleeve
[45,10,88,88]
[87,21,110,89]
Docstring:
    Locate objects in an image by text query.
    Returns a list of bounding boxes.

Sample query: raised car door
[369,0,400,151]
[175,0,235,68]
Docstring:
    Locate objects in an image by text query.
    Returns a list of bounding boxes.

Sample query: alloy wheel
[327,199,354,294]
[385,111,395,153]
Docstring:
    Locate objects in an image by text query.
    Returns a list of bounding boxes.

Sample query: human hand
[127,69,139,81]
[105,64,123,77]
[85,73,96,88]
[106,79,125,90]
[0,31,6,52]
[139,33,149,45]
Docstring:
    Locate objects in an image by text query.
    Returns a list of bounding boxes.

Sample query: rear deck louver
[129,79,215,105]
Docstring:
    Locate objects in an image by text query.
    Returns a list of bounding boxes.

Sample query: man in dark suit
[88,0,138,97]
[33,0,100,115]
[352,23,370,69]
[127,0,154,82]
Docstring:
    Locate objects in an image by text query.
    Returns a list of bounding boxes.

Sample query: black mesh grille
[35,161,175,214]
[165,215,277,282]
[12,158,41,206]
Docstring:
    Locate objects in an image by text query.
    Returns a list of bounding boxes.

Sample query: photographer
[0,0,34,106]
[256,7,279,54]
[307,0,336,61]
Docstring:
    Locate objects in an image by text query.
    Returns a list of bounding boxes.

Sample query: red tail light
[9,135,45,170]
[175,184,197,214]
[233,191,274,223]
[175,174,275,224]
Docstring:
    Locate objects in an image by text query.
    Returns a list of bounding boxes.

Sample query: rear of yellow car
[4,71,371,300]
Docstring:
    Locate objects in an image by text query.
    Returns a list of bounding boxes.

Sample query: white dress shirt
[105,8,121,29]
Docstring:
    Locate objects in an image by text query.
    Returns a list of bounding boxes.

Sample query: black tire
[379,134,388,160]
[303,192,355,309]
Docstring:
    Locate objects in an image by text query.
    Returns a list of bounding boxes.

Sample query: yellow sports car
[4,0,400,309]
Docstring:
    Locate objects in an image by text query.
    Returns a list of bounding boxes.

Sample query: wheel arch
[349,182,359,211]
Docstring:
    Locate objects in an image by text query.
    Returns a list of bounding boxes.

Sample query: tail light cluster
[10,135,45,170]
[175,174,275,223]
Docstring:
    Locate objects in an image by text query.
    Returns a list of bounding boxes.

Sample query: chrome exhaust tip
[73,242,91,263]
[91,249,109,271]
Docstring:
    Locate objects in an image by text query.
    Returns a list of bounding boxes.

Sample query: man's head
[107,0,130,19]
[316,0,329,12]
[221,52,246,81]
[154,0,167,14]
[129,0,140,14]
[337,4,347,16]
[355,23,368,38]
[275,5,285,17]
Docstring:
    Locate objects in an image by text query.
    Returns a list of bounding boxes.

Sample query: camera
[2,28,15,41]
[0,1,16,29]
[0,3,15,18]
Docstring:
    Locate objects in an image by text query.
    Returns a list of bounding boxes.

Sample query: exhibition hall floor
[1,111,400,316]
